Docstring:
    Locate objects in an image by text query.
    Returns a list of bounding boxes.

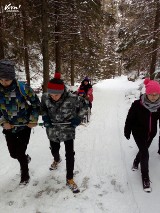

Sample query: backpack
[17,81,28,100]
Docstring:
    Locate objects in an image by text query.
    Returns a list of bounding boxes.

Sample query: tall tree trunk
[42,0,49,92]
[0,5,5,59]
[21,5,30,85]
[150,0,160,78]
[70,44,74,86]
[55,2,61,72]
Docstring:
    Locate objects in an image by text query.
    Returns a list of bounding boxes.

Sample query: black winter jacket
[124,99,160,140]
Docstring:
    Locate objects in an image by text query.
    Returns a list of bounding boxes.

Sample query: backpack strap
[17,81,27,100]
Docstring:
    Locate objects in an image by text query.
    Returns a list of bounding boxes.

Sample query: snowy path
[0,76,160,213]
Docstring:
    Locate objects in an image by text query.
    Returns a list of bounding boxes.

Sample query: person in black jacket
[124,78,160,191]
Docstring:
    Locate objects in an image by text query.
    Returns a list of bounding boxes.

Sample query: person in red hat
[124,78,160,192]
[41,72,88,193]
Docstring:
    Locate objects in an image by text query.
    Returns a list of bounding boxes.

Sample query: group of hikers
[1,58,160,193]
[0,59,93,193]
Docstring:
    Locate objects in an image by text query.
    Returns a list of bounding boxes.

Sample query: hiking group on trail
[1,58,160,194]
[0,59,92,193]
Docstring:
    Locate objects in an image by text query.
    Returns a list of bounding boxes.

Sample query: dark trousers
[134,136,153,179]
[4,128,31,175]
[50,139,75,179]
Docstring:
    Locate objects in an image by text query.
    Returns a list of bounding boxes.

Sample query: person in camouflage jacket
[41,72,88,191]
[0,59,40,185]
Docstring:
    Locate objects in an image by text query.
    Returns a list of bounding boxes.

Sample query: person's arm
[0,111,14,129]
[76,96,88,119]
[86,88,93,102]
[69,95,88,128]
[124,102,136,140]
[24,85,41,127]
[41,95,52,127]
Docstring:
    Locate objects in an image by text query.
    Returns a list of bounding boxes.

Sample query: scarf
[141,94,160,112]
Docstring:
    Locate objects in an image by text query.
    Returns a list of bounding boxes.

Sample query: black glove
[70,117,81,128]
[44,122,52,128]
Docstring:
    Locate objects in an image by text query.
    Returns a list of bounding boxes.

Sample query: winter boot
[66,178,80,193]
[49,157,62,170]
[19,172,30,186]
[142,176,151,192]
[131,159,139,171]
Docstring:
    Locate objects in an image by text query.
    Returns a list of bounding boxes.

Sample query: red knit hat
[144,78,160,94]
[47,72,64,94]
[78,89,85,95]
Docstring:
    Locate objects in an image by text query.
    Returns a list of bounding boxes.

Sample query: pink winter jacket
[77,87,93,103]
[87,88,93,103]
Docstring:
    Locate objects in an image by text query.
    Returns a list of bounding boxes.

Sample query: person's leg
[4,128,31,183]
[5,131,18,159]
[134,137,153,167]
[64,139,75,180]
[50,141,61,162]
[134,137,153,179]
[16,128,31,180]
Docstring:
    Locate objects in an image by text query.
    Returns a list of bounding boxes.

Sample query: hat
[0,59,15,80]
[78,89,85,95]
[144,78,160,94]
[83,76,89,82]
[47,72,64,94]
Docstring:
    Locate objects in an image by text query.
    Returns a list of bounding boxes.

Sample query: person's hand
[3,123,14,130]
[27,123,37,128]
[85,96,89,100]
[70,117,81,128]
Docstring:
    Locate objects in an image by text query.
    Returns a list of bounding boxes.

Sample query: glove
[70,117,81,128]
[85,96,89,100]
[44,122,52,128]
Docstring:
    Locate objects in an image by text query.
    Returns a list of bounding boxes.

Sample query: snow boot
[142,177,151,193]
[66,178,80,193]
[19,172,30,186]
[49,157,62,170]
[131,159,139,171]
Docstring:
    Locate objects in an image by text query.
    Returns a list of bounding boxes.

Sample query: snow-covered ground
[0,76,160,213]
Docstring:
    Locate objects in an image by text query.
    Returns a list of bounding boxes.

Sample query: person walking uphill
[0,59,40,186]
[41,72,88,193]
[124,78,160,192]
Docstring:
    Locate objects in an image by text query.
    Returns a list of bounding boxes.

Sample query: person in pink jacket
[78,77,93,109]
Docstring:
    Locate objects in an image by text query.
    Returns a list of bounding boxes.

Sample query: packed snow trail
[0,76,160,213]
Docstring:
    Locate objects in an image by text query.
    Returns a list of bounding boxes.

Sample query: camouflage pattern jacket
[41,89,88,142]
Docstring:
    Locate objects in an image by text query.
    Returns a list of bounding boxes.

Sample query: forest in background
[0,0,159,91]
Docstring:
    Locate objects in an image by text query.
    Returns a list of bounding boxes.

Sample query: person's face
[84,81,88,85]
[147,93,160,102]
[0,79,13,87]
[50,93,62,101]
[79,93,83,96]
